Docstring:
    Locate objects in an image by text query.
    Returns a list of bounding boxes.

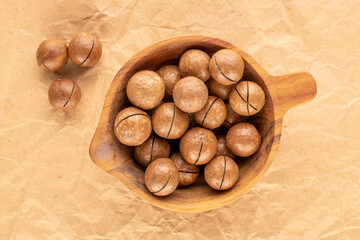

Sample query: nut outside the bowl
[89,35,317,213]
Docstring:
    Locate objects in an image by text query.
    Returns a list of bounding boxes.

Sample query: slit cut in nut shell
[152,102,189,139]
[113,107,152,146]
[48,78,81,111]
[145,158,179,196]
[36,39,68,71]
[204,156,239,190]
[209,49,244,86]
[179,127,217,165]
[68,32,102,67]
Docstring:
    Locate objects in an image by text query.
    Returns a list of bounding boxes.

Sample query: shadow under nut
[223,102,248,128]
[113,107,152,146]
[48,78,81,111]
[68,32,102,67]
[179,127,217,165]
[134,133,171,167]
[152,102,189,139]
[194,96,227,130]
[170,153,199,186]
[206,77,235,100]
[204,156,239,190]
[145,158,179,196]
[156,65,181,98]
[226,122,261,157]
[216,135,235,159]
[229,81,265,116]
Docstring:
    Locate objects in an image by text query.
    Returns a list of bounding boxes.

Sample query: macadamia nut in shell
[68,32,102,67]
[204,156,239,190]
[36,39,68,71]
[229,81,265,116]
[152,102,189,139]
[145,158,179,196]
[173,76,208,113]
[134,133,170,167]
[194,96,227,129]
[48,78,81,111]
[113,107,152,146]
[179,127,217,165]
[226,122,261,157]
[126,70,165,110]
[209,49,244,85]
[179,49,210,82]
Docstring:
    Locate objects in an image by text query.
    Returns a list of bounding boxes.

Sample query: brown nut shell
[204,156,239,190]
[134,133,171,167]
[194,96,227,130]
[68,32,102,67]
[126,70,165,110]
[226,122,261,157]
[206,77,235,100]
[179,127,217,165]
[173,76,209,113]
[156,65,181,98]
[229,81,265,116]
[152,102,189,139]
[113,107,152,146]
[171,153,199,186]
[48,78,81,111]
[179,49,210,82]
[216,135,235,159]
[36,39,68,71]
[223,102,248,128]
[209,49,244,85]
[145,158,179,196]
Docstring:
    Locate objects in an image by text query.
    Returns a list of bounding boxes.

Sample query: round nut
[179,127,217,165]
[194,96,227,130]
[152,102,189,139]
[229,81,265,116]
[216,135,235,159]
[226,122,261,157]
[204,156,239,190]
[126,70,165,110]
[68,32,102,67]
[223,102,248,128]
[113,107,152,146]
[156,65,181,98]
[206,77,235,100]
[209,49,244,85]
[179,49,210,82]
[48,78,81,111]
[173,76,208,113]
[145,158,179,196]
[170,153,199,186]
[36,39,68,71]
[134,133,170,167]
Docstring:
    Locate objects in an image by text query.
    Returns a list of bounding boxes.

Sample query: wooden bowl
[89,35,317,212]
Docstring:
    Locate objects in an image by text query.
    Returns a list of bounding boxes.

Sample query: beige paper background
[1,0,360,239]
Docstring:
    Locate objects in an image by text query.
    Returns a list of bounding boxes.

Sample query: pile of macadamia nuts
[114,48,265,196]
[36,33,102,111]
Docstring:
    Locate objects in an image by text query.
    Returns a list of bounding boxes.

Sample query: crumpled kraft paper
[1,0,360,239]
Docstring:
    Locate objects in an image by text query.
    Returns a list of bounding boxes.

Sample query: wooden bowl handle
[267,72,317,117]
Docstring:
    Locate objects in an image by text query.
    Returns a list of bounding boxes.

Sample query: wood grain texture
[89,35,317,212]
